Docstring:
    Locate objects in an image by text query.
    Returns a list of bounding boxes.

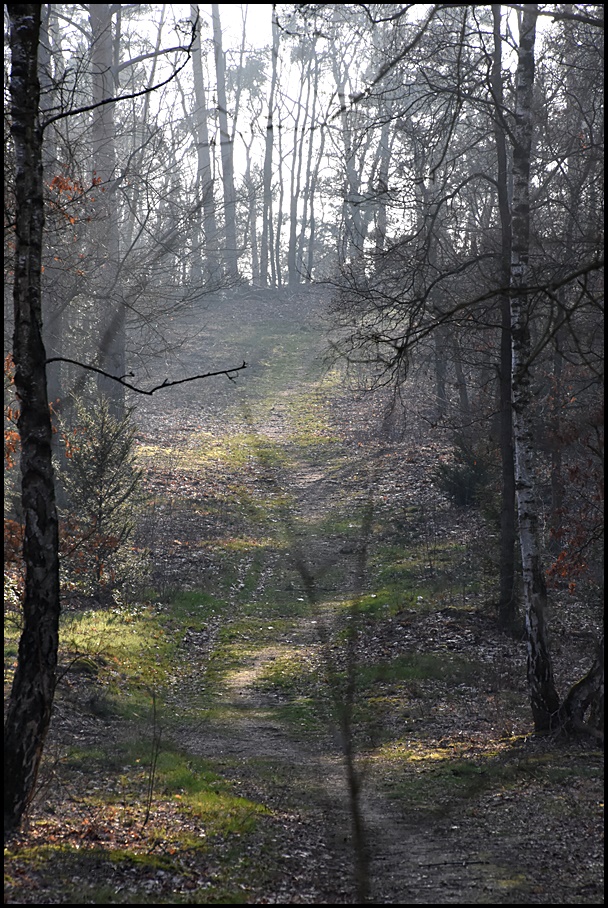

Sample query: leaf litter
[4,290,603,904]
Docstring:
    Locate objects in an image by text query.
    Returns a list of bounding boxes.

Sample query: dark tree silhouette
[4,4,61,838]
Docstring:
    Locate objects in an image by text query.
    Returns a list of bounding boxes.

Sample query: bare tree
[260,7,280,287]
[318,3,603,736]
[212,2,239,282]
[509,4,603,735]
[190,3,220,286]
[491,4,518,630]
[3,6,246,837]
[89,2,124,415]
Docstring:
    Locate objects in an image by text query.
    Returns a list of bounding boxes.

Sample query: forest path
[145,292,488,903]
[179,620,493,905]
[131,288,602,904]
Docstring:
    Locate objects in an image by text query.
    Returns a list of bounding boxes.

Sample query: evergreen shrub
[57,394,148,601]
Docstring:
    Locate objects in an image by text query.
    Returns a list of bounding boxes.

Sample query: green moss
[273,697,326,737]
[255,649,318,693]
[169,588,218,616]
[60,604,175,689]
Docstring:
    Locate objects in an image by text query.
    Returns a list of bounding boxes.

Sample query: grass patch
[285,391,341,448]
[373,738,604,818]
[165,589,220,626]
[60,738,271,839]
[273,697,326,737]
[193,432,288,472]
[340,590,420,620]
[254,648,319,694]
[60,604,175,691]
[219,617,296,645]
[359,651,479,687]
[155,750,271,835]
[4,831,260,904]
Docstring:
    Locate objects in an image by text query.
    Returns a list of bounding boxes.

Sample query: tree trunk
[331,52,363,263]
[260,8,279,287]
[89,3,124,417]
[373,115,392,257]
[509,4,560,731]
[297,42,320,280]
[5,4,61,837]
[491,4,518,630]
[306,116,326,280]
[274,100,285,288]
[451,335,471,424]
[242,132,260,283]
[191,3,220,286]
[39,4,63,412]
[287,49,310,287]
[433,324,449,420]
[211,3,239,283]
[549,332,564,551]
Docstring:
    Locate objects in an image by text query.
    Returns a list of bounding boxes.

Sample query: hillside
[4,288,603,904]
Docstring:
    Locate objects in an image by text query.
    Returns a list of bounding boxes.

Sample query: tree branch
[45,358,247,395]
[117,45,192,74]
[501,4,604,29]
[41,19,197,131]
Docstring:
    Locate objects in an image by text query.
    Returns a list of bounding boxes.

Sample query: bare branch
[46,358,247,395]
[41,18,197,131]
[117,45,192,73]
[501,4,604,29]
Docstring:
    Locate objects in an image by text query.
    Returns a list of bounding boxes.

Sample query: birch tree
[491,4,518,630]
[509,4,603,735]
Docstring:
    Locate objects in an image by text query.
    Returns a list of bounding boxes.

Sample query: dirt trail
[133,289,603,904]
[171,391,488,904]
[185,635,494,904]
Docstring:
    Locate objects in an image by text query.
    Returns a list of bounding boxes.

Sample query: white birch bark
[491,3,518,628]
[510,3,560,731]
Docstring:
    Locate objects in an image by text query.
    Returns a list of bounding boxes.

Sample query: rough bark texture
[509,4,561,732]
[5,4,61,837]
[559,638,604,739]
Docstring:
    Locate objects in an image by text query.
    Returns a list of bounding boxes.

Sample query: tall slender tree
[509,4,561,731]
[491,4,518,630]
[191,3,220,286]
[89,3,124,416]
[212,3,239,282]
[260,7,280,287]
[5,3,61,837]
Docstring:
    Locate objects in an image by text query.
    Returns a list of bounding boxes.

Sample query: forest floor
[4,287,604,904]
